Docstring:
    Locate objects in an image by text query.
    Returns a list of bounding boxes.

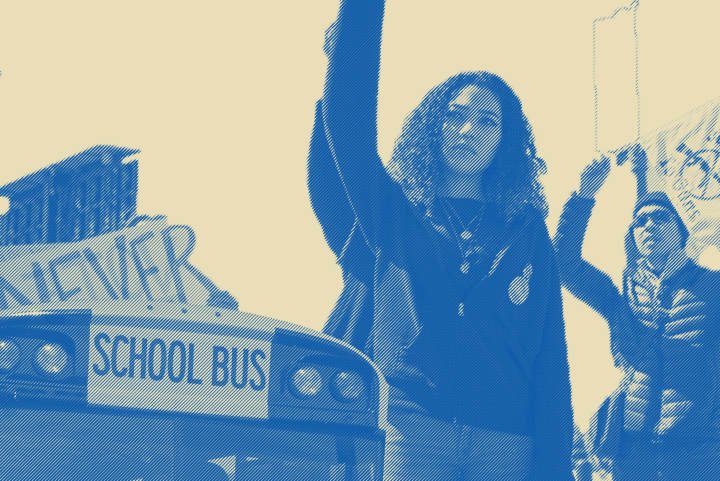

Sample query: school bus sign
[89,324,272,419]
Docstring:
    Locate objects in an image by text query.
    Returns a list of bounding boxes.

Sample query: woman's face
[440,85,503,177]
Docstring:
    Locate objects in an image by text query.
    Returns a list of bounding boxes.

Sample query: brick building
[0,145,139,246]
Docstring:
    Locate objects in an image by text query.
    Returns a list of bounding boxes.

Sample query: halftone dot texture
[611,438,720,480]
[593,1,640,153]
[591,14,720,270]
[0,217,231,311]
[0,144,238,312]
[320,0,574,479]
[386,71,548,223]
[0,300,386,479]
[508,264,532,306]
[383,409,533,481]
[88,324,271,419]
[629,97,720,269]
[557,184,720,480]
[0,145,140,247]
[0,407,382,480]
[0,146,387,479]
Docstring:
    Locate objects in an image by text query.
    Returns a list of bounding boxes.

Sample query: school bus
[0,218,387,481]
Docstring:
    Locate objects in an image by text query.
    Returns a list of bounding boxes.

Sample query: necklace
[442,199,483,240]
[440,198,484,274]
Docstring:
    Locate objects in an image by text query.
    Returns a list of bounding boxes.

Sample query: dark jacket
[555,193,720,457]
[313,1,574,478]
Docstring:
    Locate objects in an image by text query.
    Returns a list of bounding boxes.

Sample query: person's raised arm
[554,156,624,322]
[322,0,395,252]
[308,100,355,258]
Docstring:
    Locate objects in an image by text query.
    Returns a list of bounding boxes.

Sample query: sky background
[2,0,719,428]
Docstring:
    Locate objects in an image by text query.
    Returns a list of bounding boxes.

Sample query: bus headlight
[33,343,70,378]
[330,371,365,402]
[0,339,20,374]
[288,366,323,399]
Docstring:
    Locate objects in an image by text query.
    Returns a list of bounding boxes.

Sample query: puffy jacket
[555,193,720,453]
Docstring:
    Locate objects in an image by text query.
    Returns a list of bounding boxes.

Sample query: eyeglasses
[632,210,675,229]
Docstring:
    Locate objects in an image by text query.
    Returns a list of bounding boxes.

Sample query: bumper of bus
[0,402,384,481]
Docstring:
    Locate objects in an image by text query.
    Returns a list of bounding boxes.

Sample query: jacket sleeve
[307,99,355,258]
[321,269,374,351]
[529,220,575,481]
[322,0,398,253]
[553,192,624,323]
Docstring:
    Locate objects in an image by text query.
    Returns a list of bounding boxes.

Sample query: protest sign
[0,217,220,310]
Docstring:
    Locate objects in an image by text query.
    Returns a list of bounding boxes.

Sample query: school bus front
[0,302,387,481]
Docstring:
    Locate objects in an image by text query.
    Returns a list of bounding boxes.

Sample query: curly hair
[386,71,548,222]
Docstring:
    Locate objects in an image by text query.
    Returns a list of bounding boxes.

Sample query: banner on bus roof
[0,217,221,310]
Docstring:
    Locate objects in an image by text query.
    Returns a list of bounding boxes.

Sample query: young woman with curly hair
[386,71,548,223]
[308,1,574,479]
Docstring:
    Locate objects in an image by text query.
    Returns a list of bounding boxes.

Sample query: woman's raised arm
[322,0,395,252]
[307,100,355,258]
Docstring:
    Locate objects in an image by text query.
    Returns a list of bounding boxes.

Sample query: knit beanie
[632,191,690,245]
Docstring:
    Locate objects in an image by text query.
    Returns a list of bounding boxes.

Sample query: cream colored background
[2,0,719,429]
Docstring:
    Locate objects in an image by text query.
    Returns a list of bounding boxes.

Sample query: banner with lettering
[0,217,224,310]
[637,96,720,268]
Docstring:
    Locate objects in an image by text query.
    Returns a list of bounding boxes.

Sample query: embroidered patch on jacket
[509,263,532,305]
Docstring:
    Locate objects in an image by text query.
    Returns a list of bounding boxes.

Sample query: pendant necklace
[440,199,483,274]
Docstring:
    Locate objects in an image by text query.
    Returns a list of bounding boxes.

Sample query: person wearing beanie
[554,152,720,480]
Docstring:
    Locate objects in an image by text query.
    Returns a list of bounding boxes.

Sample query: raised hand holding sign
[578,156,612,199]
[617,144,649,198]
